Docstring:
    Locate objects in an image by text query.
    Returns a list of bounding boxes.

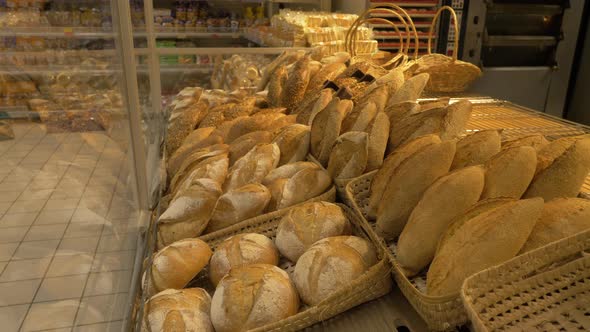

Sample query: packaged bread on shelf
[397,166,485,276]
[502,133,549,151]
[451,130,501,170]
[327,131,369,180]
[293,236,378,305]
[166,99,209,154]
[147,238,211,295]
[143,288,213,332]
[427,198,544,296]
[227,131,273,166]
[206,184,271,233]
[520,198,590,253]
[209,234,279,286]
[266,167,332,211]
[524,134,590,200]
[157,179,221,248]
[223,143,280,192]
[272,124,311,166]
[275,202,351,262]
[481,146,537,199]
[210,264,299,332]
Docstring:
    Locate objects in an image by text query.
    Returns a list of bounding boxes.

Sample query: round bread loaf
[143,288,213,332]
[275,202,351,262]
[210,264,299,332]
[209,233,279,286]
[293,236,378,306]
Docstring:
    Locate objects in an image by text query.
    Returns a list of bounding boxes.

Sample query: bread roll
[206,184,271,233]
[316,99,354,165]
[397,166,485,276]
[276,202,351,262]
[427,198,544,296]
[451,130,501,170]
[166,99,209,154]
[341,102,378,133]
[293,236,378,305]
[502,134,549,151]
[167,127,222,174]
[210,264,299,332]
[520,198,590,253]
[524,135,590,200]
[228,131,273,166]
[149,238,212,294]
[262,161,319,186]
[143,288,213,332]
[267,167,332,211]
[368,134,441,219]
[157,179,221,248]
[327,131,369,179]
[481,146,537,199]
[272,124,311,166]
[223,143,280,192]
[268,64,287,107]
[376,140,456,240]
[295,88,333,125]
[209,234,279,286]
[282,56,311,111]
[366,112,391,171]
[387,73,429,106]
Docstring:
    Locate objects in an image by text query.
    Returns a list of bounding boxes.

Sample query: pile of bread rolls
[366,128,590,296]
[143,202,380,332]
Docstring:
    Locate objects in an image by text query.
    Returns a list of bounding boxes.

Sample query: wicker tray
[461,229,590,332]
[185,203,393,332]
[345,171,467,331]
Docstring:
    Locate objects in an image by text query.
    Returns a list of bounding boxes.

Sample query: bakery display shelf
[0,65,120,75]
[370,10,437,18]
[373,32,435,39]
[378,42,430,49]
[0,27,115,38]
[369,0,439,8]
[134,29,244,39]
[370,22,432,29]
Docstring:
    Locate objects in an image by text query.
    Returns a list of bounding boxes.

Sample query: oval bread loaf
[282,56,311,111]
[167,127,222,174]
[315,99,354,166]
[451,130,501,170]
[228,131,273,166]
[169,144,228,193]
[327,131,369,179]
[223,143,280,192]
[366,112,391,171]
[143,288,213,332]
[262,161,319,186]
[209,233,279,286]
[295,88,333,125]
[267,167,332,211]
[481,146,537,199]
[275,202,351,262]
[387,73,429,106]
[268,64,287,107]
[502,134,549,151]
[171,154,229,199]
[272,124,311,166]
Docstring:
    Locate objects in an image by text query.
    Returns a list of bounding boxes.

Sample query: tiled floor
[0,123,141,332]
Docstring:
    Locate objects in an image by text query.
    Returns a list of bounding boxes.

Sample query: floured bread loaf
[169,144,228,192]
[520,198,590,253]
[502,134,549,151]
[143,288,213,332]
[223,143,280,192]
[148,238,211,295]
[295,88,333,125]
[228,131,273,166]
[451,130,501,170]
[387,73,429,106]
[311,98,353,166]
[210,264,299,332]
[275,202,351,262]
[272,124,311,166]
[524,135,590,200]
[341,102,378,134]
[376,140,456,240]
[293,236,378,305]
[397,166,485,276]
[209,234,279,286]
[266,167,332,211]
[262,161,319,186]
[354,85,389,113]
[427,198,544,296]
[157,179,221,248]
[366,112,391,171]
[368,134,441,219]
[170,153,229,198]
[327,131,369,179]
[167,127,223,174]
[481,146,537,199]
[206,183,271,233]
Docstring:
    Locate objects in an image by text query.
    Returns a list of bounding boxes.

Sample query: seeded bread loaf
[451,130,501,170]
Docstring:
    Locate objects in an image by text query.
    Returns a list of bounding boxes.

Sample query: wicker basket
[345,171,467,331]
[461,229,590,332]
[190,203,393,332]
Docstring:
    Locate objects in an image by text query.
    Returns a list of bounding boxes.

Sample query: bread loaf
[293,236,377,305]
[282,56,311,111]
[269,114,297,133]
[149,238,212,294]
[481,146,537,199]
[376,140,456,240]
[272,124,311,166]
[524,135,590,200]
[206,184,271,233]
[295,88,333,125]
[520,198,590,253]
[223,113,285,143]
[317,99,354,165]
[275,202,351,262]
[169,148,229,196]
[366,112,391,171]
[387,73,429,106]
[383,101,419,126]
[223,97,256,121]
[451,130,501,170]
[354,85,389,113]
[427,198,544,296]
[166,99,209,154]
[327,131,369,179]
[257,51,291,91]
[223,143,280,192]
[310,97,339,159]
[209,234,279,286]
[268,64,287,107]
[502,134,549,151]
[228,131,273,166]
[262,161,319,186]
[306,62,346,94]
[341,102,378,134]
[267,167,332,211]
[397,166,485,276]
[157,179,221,248]
[210,264,299,332]
[368,134,441,219]
[167,127,222,174]
[143,288,213,332]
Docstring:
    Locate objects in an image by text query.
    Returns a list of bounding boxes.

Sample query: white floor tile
[35,210,75,225]
[0,303,30,332]
[0,242,19,261]
[0,226,30,244]
[64,223,103,239]
[21,299,80,331]
[56,237,100,257]
[0,279,42,306]
[46,254,94,278]
[0,258,51,282]
[91,251,135,273]
[24,224,68,241]
[13,240,60,260]
[75,293,128,325]
[35,274,87,302]
[0,212,39,228]
[8,199,46,213]
[84,270,132,297]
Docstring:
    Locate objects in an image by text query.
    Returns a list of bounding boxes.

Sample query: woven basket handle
[369,4,419,58]
[346,8,409,57]
[355,17,406,56]
[428,5,459,60]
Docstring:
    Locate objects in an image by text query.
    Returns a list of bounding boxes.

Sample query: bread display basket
[175,203,393,332]
[461,228,590,332]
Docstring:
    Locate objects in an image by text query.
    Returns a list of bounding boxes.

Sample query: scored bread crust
[228,131,273,166]
[143,288,213,332]
[501,134,549,151]
[310,97,339,160]
[341,102,378,134]
[327,131,369,180]
[317,99,354,166]
[223,143,280,192]
[366,112,391,171]
[262,161,319,186]
[481,145,537,199]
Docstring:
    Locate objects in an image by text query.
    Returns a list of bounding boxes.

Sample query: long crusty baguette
[451,130,501,170]
[366,112,391,171]
[426,198,544,296]
[481,146,537,199]
[397,166,485,276]
[376,139,456,240]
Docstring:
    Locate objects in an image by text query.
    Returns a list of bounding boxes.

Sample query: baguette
[228,131,273,166]
[366,112,391,171]
[502,134,549,151]
[481,146,537,199]
[327,131,369,179]
[317,99,354,165]
[426,198,544,296]
[223,143,280,192]
[451,130,501,170]
[397,166,485,276]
